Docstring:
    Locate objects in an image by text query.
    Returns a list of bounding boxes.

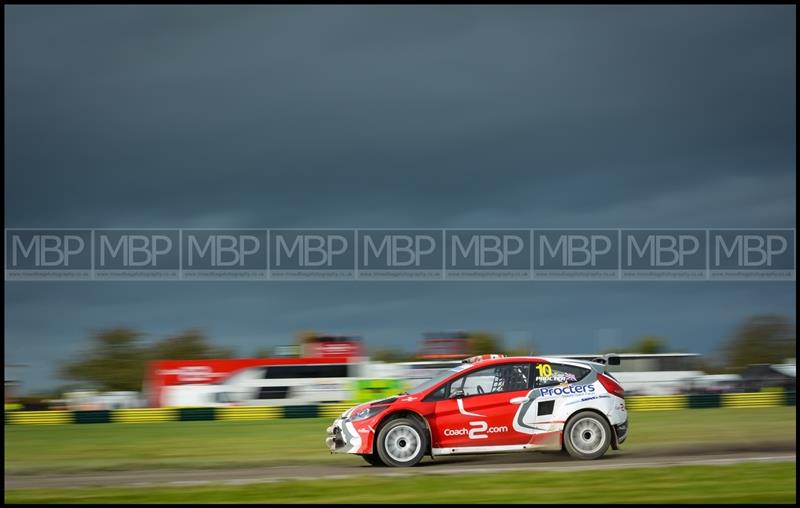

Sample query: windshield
[405,364,470,395]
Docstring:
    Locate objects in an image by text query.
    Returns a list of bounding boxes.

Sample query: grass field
[4,407,796,474]
[4,462,796,504]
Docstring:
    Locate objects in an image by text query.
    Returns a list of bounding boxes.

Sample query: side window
[534,362,590,387]
[448,363,531,398]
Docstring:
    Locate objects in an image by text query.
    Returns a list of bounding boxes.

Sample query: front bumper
[326,418,364,454]
[325,420,346,452]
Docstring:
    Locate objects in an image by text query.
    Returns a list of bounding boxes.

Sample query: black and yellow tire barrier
[112,408,176,423]
[216,406,282,421]
[73,410,111,424]
[318,403,352,418]
[625,395,687,411]
[721,391,785,408]
[4,391,796,425]
[283,405,319,418]
[178,407,216,421]
[687,393,721,409]
[5,410,72,425]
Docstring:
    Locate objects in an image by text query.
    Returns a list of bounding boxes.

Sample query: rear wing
[550,352,699,366]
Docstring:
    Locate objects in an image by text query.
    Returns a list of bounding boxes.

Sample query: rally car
[325,354,627,467]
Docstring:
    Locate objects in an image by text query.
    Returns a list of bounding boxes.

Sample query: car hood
[343,395,399,418]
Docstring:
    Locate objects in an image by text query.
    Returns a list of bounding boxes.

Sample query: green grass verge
[4,462,796,504]
[4,407,796,474]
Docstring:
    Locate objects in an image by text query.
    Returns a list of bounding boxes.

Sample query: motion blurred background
[3,322,797,411]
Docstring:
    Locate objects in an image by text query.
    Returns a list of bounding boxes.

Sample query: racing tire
[375,417,428,467]
[361,453,385,466]
[563,411,612,460]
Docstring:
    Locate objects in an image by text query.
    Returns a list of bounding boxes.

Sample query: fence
[4,392,794,425]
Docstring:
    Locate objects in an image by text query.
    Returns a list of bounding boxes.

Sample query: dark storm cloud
[4,6,796,391]
[6,5,795,227]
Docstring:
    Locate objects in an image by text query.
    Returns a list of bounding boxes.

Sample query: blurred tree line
[599,315,795,373]
[722,314,795,371]
[58,314,794,393]
[60,328,235,392]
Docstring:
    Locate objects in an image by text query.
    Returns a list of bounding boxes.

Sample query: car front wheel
[563,411,612,460]
[375,417,427,467]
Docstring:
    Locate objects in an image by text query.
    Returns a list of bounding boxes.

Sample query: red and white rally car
[326,354,628,467]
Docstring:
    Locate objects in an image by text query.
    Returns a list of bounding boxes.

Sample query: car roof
[462,355,595,368]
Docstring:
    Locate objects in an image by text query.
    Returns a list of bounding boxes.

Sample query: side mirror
[450,388,465,399]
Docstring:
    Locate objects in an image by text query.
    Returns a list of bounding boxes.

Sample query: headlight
[350,405,389,421]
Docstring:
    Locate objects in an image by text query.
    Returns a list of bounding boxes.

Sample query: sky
[4,5,796,393]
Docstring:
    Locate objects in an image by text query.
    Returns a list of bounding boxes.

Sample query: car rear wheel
[375,417,427,467]
[563,411,611,460]
[361,453,385,466]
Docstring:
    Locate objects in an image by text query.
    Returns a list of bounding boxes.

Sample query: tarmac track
[5,441,795,490]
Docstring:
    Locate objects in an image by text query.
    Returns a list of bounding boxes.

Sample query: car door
[516,361,594,435]
[432,363,532,450]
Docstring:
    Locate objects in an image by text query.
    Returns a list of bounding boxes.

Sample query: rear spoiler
[551,352,699,366]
